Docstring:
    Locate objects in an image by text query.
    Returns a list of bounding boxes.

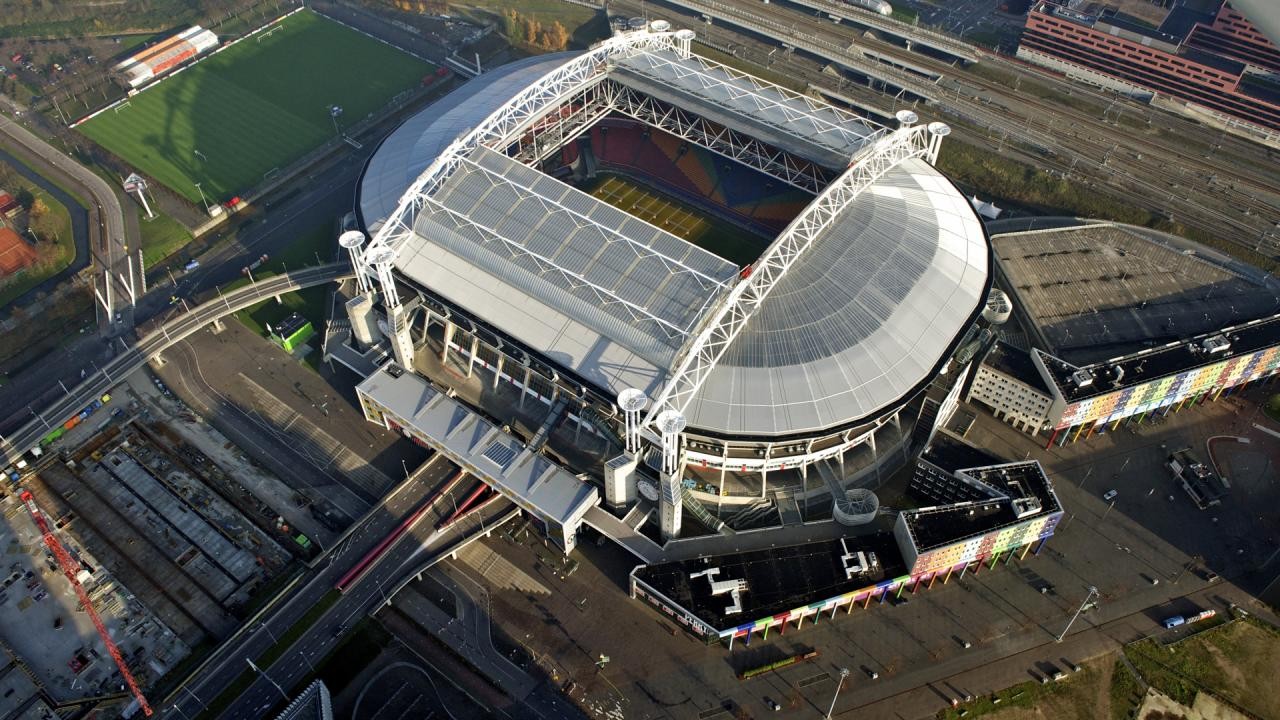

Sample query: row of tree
[0,162,64,245]
[499,9,571,52]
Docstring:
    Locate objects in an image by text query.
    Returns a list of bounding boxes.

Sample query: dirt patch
[1127,619,1280,720]
[941,656,1115,720]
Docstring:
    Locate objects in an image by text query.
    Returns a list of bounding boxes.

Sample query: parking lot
[424,382,1280,718]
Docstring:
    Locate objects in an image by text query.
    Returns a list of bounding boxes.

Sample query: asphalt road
[0,263,349,467]
[0,110,135,330]
[0,154,361,448]
[162,461,514,720]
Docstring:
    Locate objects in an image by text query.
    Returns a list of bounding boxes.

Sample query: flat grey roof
[993,224,1280,365]
[357,365,599,526]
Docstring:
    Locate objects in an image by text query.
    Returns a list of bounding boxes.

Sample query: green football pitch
[79,10,431,204]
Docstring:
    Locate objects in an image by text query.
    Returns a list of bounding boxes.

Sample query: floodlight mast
[617,388,649,456]
[339,230,371,294]
[656,410,687,540]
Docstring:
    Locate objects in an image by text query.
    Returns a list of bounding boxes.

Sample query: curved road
[0,111,135,331]
[1,262,352,466]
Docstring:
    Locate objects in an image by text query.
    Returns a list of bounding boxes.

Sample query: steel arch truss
[362,31,682,270]
[642,123,937,431]
[509,80,616,166]
[611,86,837,194]
[617,46,875,158]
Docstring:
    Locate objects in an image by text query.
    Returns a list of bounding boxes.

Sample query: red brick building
[1018,1,1280,138]
[0,192,20,220]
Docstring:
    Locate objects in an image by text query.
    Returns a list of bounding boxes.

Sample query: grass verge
[1123,618,1280,719]
[139,209,194,267]
[195,589,340,720]
[1109,658,1143,720]
[0,187,76,308]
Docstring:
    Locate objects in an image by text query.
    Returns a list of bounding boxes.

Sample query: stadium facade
[348,27,989,540]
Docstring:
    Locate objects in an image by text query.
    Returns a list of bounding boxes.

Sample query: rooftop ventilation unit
[1069,369,1094,388]
[1011,496,1042,518]
[1202,335,1231,354]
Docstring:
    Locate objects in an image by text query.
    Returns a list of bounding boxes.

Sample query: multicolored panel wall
[718,573,915,641]
[910,512,1061,577]
[1056,345,1280,429]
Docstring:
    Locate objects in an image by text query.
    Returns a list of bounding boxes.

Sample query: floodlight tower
[369,248,415,372]
[339,230,372,294]
[926,121,951,165]
[604,389,648,507]
[656,409,687,540]
[340,231,381,349]
[895,109,918,128]
[673,28,696,59]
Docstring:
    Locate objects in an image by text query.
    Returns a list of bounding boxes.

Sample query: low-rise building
[966,341,1053,434]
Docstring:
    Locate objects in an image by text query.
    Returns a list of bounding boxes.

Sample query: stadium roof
[358,53,576,231]
[610,46,876,168]
[360,33,989,439]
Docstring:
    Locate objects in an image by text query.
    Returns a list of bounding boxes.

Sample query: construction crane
[18,490,153,716]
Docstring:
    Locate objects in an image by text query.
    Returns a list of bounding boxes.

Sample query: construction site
[0,369,308,717]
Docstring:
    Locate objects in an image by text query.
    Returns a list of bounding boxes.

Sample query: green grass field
[79,10,431,204]
[585,173,766,265]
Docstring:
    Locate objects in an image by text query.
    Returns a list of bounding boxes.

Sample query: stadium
[347,26,991,540]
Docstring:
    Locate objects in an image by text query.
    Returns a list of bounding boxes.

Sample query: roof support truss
[610,85,834,194]
[617,49,873,158]
[642,123,938,431]
[509,80,616,166]
[361,31,683,274]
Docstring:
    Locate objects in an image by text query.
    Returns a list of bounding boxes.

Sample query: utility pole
[1057,586,1098,642]
[826,668,850,719]
[245,658,289,702]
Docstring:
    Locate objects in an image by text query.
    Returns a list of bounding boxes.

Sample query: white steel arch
[360,30,683,282]
[641,122,943,432]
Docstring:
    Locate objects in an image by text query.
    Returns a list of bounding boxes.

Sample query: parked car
[1102,489,1118,501]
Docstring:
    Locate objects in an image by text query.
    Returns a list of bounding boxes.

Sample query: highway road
[1,263,351,467]
[0,110,137,331]
[162,459,519,720]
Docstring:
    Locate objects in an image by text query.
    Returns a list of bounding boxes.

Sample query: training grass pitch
[80,10,431,203]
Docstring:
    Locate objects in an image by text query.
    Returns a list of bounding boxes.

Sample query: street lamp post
[193,182,212,216]
[245,658,289,702]
[826,668,850,719]
[1057,586,1098,642]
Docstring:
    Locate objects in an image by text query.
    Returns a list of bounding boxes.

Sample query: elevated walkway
[583,505,664,563]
